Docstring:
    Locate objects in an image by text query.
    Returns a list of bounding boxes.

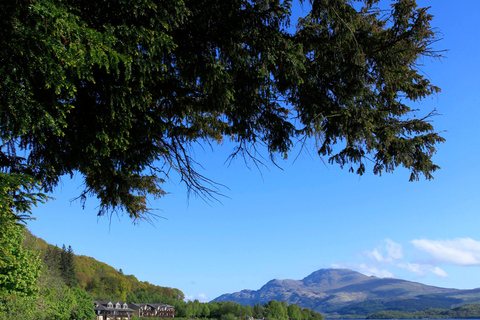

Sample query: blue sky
[27,0,480,303]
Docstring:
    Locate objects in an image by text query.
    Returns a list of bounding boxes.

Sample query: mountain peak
[301,268,371,290]
[212,268,472,317]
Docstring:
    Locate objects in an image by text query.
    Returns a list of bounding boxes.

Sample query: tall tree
[266,300,288,320]
[0,0,444,221]
[60,245,78,288]
[288,303,303,320]
[43,245,62,277]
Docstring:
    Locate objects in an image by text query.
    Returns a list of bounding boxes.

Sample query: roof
[93,300,135,312]
[128,302,174,309]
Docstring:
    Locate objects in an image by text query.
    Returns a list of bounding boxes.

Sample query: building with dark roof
[128,302,175,318]
[94,301,135,320]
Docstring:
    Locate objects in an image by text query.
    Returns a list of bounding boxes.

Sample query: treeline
[367,303,480,319]
[124,288,324,320]
[337,296,462,316]
[147,298,323,320]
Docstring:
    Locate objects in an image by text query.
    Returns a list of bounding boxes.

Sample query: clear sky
[27,0,480,303]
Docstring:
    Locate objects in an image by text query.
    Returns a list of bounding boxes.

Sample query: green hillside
[337,296,462,316]
[366,302,480,319]
[25,230,184,302]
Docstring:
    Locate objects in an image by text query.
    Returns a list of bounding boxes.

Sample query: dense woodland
[26,230,184,300]
[366,303,480,319]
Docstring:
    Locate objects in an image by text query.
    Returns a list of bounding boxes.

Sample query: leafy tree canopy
[0,173,45,298]
[0,0,444,221]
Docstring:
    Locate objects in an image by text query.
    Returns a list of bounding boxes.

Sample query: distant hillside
[25,230,184,302]
[213,269,480,317]
[366,302,480,319]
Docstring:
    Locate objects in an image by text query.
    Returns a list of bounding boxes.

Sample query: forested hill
[366,303,480,319]
[24,229,184,302]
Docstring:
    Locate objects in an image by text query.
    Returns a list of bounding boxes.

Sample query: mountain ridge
[213,268,480,317]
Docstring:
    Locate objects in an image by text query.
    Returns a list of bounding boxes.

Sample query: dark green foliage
[336,300,386,315]
[0,0,444,221]
[339,296,463,315]
[366,303,480,319]
[172,300,323,320]
[44,245,62,274]
[42,243,79,288]
[254,303,266,319]
[60,245,79,288]
[128,290,177,304]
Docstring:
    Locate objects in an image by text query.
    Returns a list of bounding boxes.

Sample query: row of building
[94,301,175,320]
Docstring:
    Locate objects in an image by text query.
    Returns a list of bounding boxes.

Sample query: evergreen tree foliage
[44,245,62,274]
[60,245,78,288]
[0,0,444,221]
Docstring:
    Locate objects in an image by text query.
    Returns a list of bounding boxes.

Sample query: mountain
[213,269,480,317]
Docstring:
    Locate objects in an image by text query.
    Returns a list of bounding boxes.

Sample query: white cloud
[334,238,456,283]
[366,248,388,262]
[411,238,480,266]
[358,264,394,278]
[185,293,209,302]
[432,266,448,278]
[386,239,403,260]
[398,262,449,278]
[400,262,423,275]
[365,239,403,264]
[332,262,394,278]
[197,293,208,302]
